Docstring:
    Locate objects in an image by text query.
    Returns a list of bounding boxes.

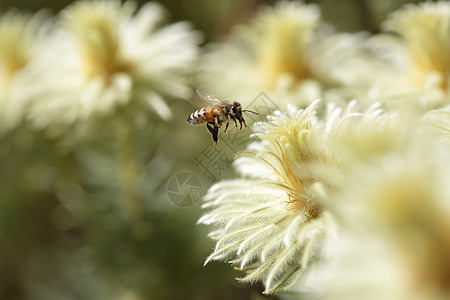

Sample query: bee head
[231,102,243,121]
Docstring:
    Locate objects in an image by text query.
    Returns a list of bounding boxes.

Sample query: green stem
[116,115,142,222]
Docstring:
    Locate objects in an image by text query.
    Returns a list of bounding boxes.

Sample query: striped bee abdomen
[187,107,209,124]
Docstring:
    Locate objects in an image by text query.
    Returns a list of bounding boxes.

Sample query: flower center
[407,17,450,91]
[257,18,312,88]
[0,17,30,82]
[247,3,319,89]
[386,3,450,92]
[77,18,131,80]
[65,2,133,81]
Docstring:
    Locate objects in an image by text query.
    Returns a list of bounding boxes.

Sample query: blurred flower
[422,106,450,146]
[197,1,380,107]
[313,140,450,300]
[29,0,200,128]
[199,100,384,294]
[297,103,450,299]
[248,1,318,90]
[367,1,450,108]
[0,11,48,132]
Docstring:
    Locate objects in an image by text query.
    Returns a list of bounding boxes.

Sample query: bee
[187,91,258,147]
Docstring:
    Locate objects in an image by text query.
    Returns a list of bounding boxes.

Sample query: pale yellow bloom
[316,149,450,300]
[0,11,48,132]
[197,1,379,107]
[29,0,200,128]
[246,1,319,89]
[384,1,450,93]
[367,1,450,108]
[199,100,383,294]
[308,109,450,300]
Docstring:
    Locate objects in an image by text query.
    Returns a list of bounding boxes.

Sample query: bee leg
[207,123,219,147]
[213,125,219,147]
[233,119,238,128]
[224,122,229,133]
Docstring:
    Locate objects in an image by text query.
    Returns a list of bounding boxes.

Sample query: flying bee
[187,91,258,147]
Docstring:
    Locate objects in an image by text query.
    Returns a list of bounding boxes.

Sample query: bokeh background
[0,0,433,299]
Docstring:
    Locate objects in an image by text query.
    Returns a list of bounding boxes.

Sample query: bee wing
[195,89,223,105]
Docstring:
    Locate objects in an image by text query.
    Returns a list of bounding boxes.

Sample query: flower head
[199,100,383,293]
[245,1,319,89]
[314,142,450,300]
[29,0,200,128]
[301,104,450,300]
[62,0,134,81]
[367,1,450,108]
[197,1,380,107]
[0,11,48,132]
[384,1,450,93]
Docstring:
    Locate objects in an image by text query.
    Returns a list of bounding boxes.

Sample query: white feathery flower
[197,1,381,107]
[295,103,450,299]
[0,11,48,132]
[199,100,382,294]
[422,106,450,146]
[367,1,450,108]
[29,0,200,128]
[312,138,450,300]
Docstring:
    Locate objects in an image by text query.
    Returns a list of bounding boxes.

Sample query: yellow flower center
[257,18,312,88]
[65,1,132,81]
[386,2,450,92]
[248,3,319,89]
[0,15,31,82]
[257,104,334,221]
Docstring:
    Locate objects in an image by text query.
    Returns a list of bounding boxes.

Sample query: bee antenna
[243,110,259,115]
